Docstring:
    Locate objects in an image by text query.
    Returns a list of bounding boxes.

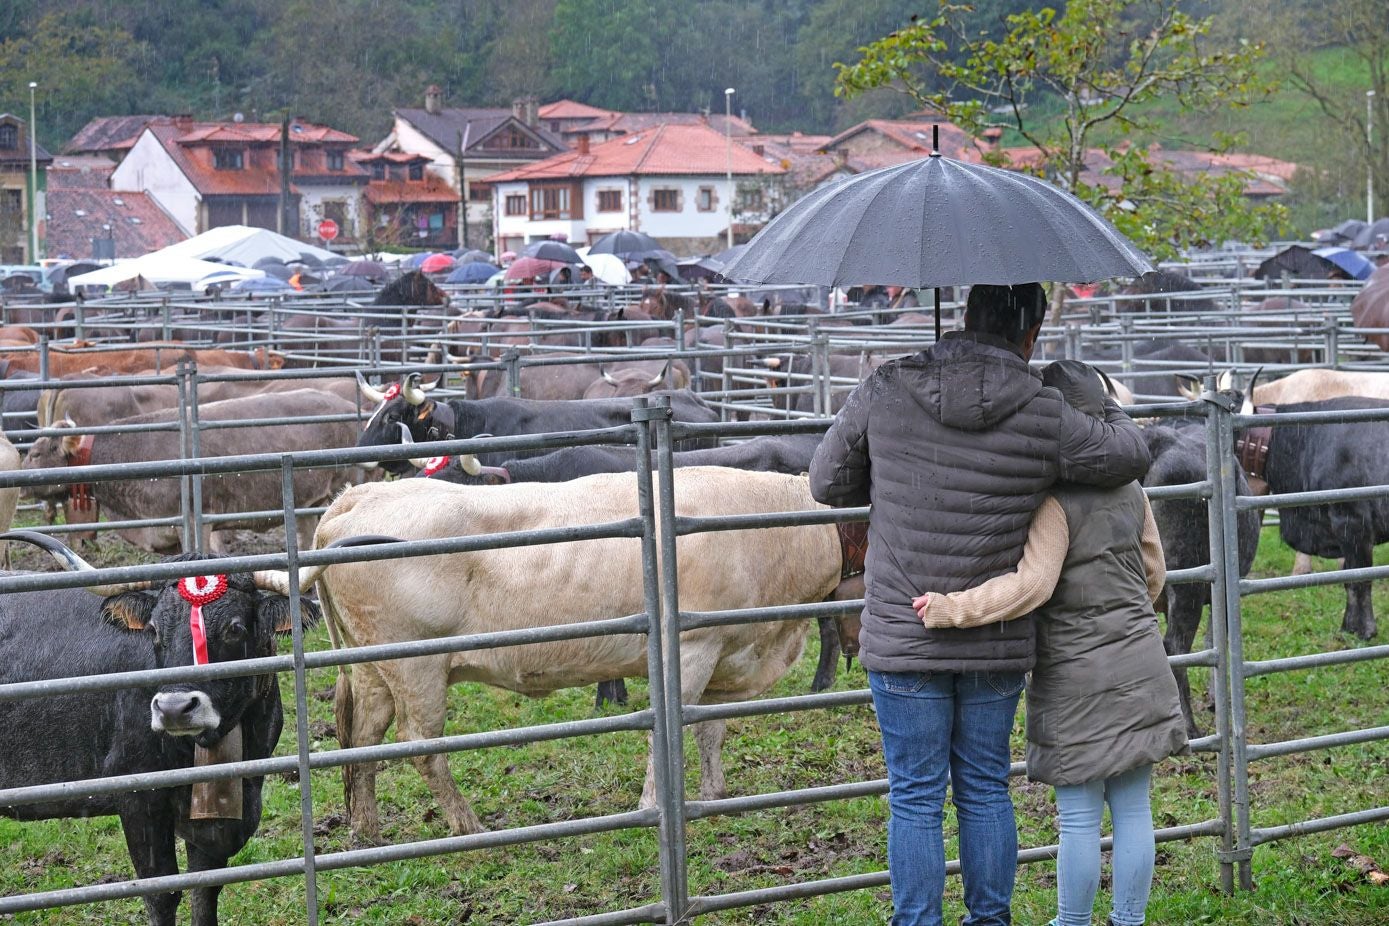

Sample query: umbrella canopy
[588,230,663,259]
[452,248,493,264]
[258,263,294,281]
[338,259,389,281]
[1256,245,1373,282]
[722,153,1151,289]
[1350,265,1389,350]
[421,253,457,274]
[523,240,583,264]
[231,275,293,293]
[499,250,518,265]
[403,251,439,269]
[1316,219,1368,246]
[47,261,102,288]
[253,255,289,270]
[1352,218,1389,250]
[320,275,380,293]
[70,256,266,290]
[505,255,569,281]
[581,252,631,285]
[446,261,502,284]
[644,254,684,283]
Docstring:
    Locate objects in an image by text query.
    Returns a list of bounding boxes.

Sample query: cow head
[583,362,670,399]
[356,372,444,475]
[0,530,320,747]
[20,418,85,502]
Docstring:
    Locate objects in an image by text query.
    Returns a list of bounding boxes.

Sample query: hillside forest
[0,0,1383,235]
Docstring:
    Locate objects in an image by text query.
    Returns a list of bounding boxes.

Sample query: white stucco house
[487,122,786,257]
[107,116,368,244]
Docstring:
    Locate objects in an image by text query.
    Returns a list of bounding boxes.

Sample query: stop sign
[317,219,339,241]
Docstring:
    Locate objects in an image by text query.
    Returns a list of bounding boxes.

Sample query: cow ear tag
[179,575,228,666]
[416,402,434,420]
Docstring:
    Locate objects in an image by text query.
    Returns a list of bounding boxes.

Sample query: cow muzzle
[150,689,221,736]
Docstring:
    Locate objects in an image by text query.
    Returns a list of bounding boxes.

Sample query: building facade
[0,113,52,263]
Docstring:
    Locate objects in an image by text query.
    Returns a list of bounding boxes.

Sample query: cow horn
[646,361,670,388]
[1216,369,1234,392]
[402,374,427,406]
[1242,366,1262,416]
[763,357,782,370]
[252,535,403,598]
[1174,374,1202,402]
[356,372,388,405]
[0,530,156,596]
[460,454,482,476]
[398,424,431,469]
[600,365,618,386]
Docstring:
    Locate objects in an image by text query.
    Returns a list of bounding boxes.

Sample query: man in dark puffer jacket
[810,283,1151,926]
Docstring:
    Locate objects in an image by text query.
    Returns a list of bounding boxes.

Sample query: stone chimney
[174,113,194,133]
[576,134,590,156]
[425,84,443,116]
[512,96,539,127]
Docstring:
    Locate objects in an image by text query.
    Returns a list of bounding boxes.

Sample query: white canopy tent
[68,256,266,290]
[144,225,341,267]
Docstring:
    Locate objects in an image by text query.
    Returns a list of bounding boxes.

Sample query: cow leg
[693,718,729,801]
[641,644,722,809]
[338,662,395,844]
[1340,536,1377,640]
[595,679,628,708]
[390,657,486,836]
[185,843,230,926]
[810,615,842,693]
[1162,585,1206,739]
[119,808,181,926]
[1291,551,1316,576]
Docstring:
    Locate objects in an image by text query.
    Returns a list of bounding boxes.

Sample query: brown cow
[0,343,281,378]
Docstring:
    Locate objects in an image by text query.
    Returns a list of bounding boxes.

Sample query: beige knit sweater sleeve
[920,497,1068,629]
[1139,493,1167,606]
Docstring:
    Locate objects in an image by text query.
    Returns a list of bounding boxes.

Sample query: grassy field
[1,523,1388,925]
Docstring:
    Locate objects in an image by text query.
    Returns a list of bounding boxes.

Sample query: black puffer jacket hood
[810,332,1151,674]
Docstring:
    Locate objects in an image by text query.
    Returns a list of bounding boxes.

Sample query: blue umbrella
[232,276,293,293]
[403,252,439,269]
[1312,247,1374,281]
[445,262,501,284]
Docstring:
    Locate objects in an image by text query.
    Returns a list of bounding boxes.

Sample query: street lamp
[1368,90,1376,225]
[724,87,735,249]
[28,81,38,263]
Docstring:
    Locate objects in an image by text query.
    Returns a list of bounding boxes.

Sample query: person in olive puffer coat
[810,284,1150,926]
[918,360,1187,926]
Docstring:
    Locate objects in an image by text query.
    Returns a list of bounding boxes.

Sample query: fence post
[1324,312,1340,369]
[631,399,686,924]
[37,334,48,383]
[1202,375,1249,891]
[503,349,523,397]
[1065,322,1082,361]
[279,456,320,926]
[1119,315,1134,375]
[813,334,831,417]
[175,361,195,552]
[187,362,205,555]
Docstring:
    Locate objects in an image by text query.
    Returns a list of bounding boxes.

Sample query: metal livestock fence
[0,381,1385,922]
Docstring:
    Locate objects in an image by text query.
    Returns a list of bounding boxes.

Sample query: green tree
[834,0,1288,262]
[549,0,661,111]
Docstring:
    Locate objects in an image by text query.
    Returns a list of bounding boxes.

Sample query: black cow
[0,530,319,926]
[355,374,719,475]
[1259,397,1389,640]
[1142,422,1260,736]
[405,433,846,698]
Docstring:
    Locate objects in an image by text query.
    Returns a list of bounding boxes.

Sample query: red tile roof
[487,123,784,182]
[363,174,459,205]
[44,189,186,259]
[64,115,163,154]
[538,100,618,120]
[178,121,358,145]
[998,144,1297,196]
[822,119,985,164]
[562,111,757,138]
[47,156,117,190]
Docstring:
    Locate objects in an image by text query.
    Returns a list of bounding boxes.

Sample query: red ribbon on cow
[178,575,229,666]
[382,383,400,402]
[421,455,450,477]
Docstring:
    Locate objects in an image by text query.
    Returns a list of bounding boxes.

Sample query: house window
[0,189,20,217]
[0,125,16,150]
[469,183,490,202]
[370,162,385,180]
[597,189,622,212]
[408,162,424,181]
[651,188,680,212]
[739,186,765,211]
[530,184,571,220]
[696,186,716,212]
[213,148,244,170]
[327,150,344,171]
[505,194,526,216]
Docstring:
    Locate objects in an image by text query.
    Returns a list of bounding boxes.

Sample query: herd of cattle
[3,284,1389,924]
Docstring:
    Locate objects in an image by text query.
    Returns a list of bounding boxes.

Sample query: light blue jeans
[1051,763,1155,926]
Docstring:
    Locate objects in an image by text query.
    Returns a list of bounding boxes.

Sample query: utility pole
[1369,90,1377,225]
[724,87,735,249]
[457,121,471,249]
[279,113,292,236]
[28,81,38,262]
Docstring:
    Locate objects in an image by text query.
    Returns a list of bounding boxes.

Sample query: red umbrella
[504,256,567,281]
[420,253,457,274]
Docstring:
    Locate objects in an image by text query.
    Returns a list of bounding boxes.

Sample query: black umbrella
[589,230,662,259]
[1352,218,1389,250]
[451,248,493,264]
[338,259,390,281]
[48,261,101,288]
[1318,219,1368,246]
[722,128,1151,336]
[644,254,684,283]
[524,240,583,264]
[258,263,294,281]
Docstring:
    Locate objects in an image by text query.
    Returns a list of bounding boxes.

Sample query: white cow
[301,467,848,842]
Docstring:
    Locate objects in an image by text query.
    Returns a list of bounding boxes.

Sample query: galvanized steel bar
[189,363,206,554]
[1243,643,1389,677]
[281,457,319,924]
[1250,806,1389,847]
[686,779,888,821]
[1244,725,1389,762]
[532,904,666,926]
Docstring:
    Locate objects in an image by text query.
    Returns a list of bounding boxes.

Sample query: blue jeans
[869,669,1025,926]
[1052,764,1155,926]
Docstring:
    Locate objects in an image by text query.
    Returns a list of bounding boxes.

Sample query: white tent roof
[145,225,341,267]
[68,255,266,289]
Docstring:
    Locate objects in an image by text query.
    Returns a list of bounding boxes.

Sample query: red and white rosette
[381,382,400,402]
[179,574,229,666]
[421,455,451,477]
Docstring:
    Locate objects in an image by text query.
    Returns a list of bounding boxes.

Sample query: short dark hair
[964,283,1047,343]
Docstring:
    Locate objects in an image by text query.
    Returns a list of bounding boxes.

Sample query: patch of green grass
[1,525,1387,924]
